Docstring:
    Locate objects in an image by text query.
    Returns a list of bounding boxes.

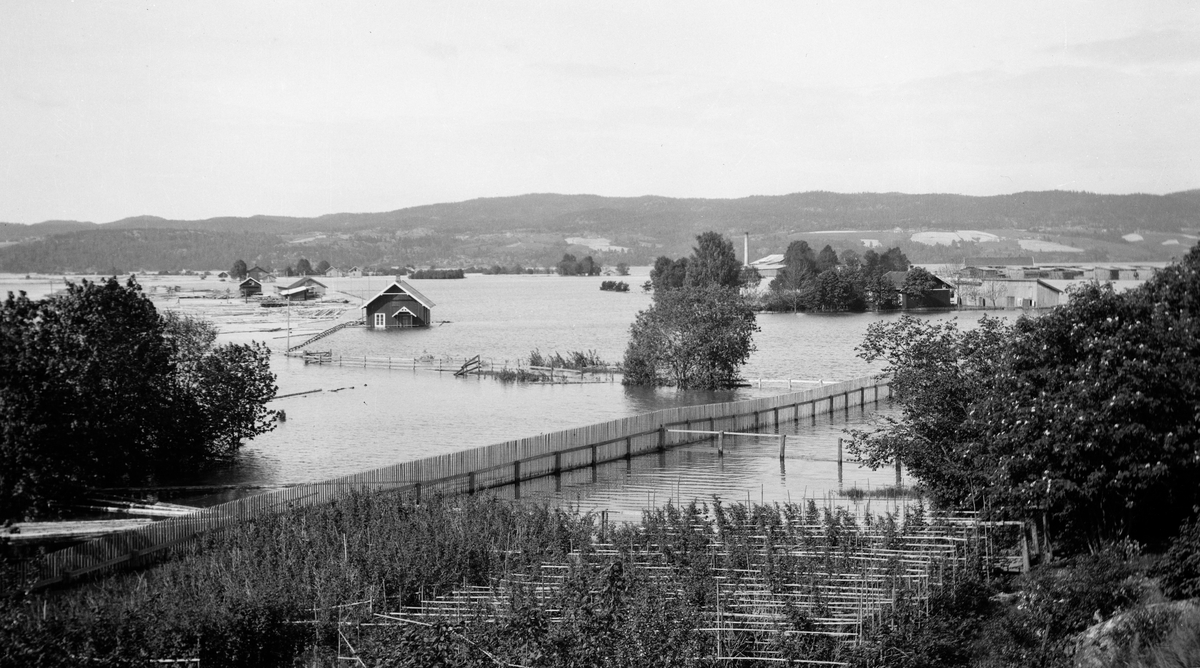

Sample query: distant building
[884,270,956,308]
[246,266,271,281]
[748,254,787,279]
[361,279,436,329]
[239,277,262,298]
[276,277,327,301]
[347,266,363,278]
[325,266,345,278]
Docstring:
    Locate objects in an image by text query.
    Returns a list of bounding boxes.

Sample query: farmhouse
[324,266,344,278]
[361,279,435,329]
[347,266,363,278]
[276,276,327,301]
[246,266,272,281]
[238,277,262,297]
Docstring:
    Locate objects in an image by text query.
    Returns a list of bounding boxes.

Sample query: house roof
[886,270,955,290]
[239,277,262,286]
[360,280,436,311]
[279,286,309,296]
[965,256,1035,267]
[751,254,785,267]
[282,276,328,290]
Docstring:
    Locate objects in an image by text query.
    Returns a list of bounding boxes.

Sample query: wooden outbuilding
[885,270,956,308]
[276,276,327,301]
[361,279,435,329]
[239,277,263,297]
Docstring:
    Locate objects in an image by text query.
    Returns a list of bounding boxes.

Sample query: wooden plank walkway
[2,376,890,594]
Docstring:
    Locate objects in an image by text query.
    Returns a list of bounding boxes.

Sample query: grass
[842,485,922,500]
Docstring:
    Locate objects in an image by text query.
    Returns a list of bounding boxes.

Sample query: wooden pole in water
[717,431,724,457]
[778,434,786,460]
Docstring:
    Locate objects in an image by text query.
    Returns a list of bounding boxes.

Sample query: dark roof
[360,280,436,311]
[886,270,955,290]
[965,256,1035,267]
[282,276,328,290]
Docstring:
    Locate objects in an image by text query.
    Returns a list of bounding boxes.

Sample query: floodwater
[3,271,1010,512]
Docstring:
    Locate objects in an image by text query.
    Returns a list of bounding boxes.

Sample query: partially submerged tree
[0,278,277,520]
[230,259,248,280]
[623,284,759,389]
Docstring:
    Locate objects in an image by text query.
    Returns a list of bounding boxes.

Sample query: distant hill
[0,190,1196,272]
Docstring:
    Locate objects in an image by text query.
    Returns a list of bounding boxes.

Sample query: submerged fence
[4,376,890,594]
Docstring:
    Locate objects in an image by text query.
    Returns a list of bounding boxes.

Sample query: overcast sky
[1,1,1198,223]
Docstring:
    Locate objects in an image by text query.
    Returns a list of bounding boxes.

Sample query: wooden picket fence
[2,376,890,594]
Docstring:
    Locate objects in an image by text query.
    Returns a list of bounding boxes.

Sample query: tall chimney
[744,233,750,267]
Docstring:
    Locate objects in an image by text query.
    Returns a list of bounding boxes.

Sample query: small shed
[885,270,956,308]
[361,280,435,329]
[276,276,327,301]
[217,271,229,279]
[239,277,262,297]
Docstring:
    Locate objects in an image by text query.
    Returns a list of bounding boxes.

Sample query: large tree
[295,258,313,276]
[851,245,1200,550]
[231,259,248,280]
[685,231,742,289]
[0,278,277,519]
[622,284,759,389]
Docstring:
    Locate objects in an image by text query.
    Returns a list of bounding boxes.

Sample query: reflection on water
[480,399,907,518]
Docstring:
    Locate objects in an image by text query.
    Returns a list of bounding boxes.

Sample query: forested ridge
[2,189,1197,273]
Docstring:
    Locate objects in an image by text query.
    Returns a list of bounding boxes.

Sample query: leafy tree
[738,265,762,288]
[840,249,861,270]
[649,256,688,292]
[315,259,330,274]
[901,266,943,307]
[0,278,277,520]
[684,231,741,289]
[852,245,1200,550]
[616,262,630,276]
[812,270,861,311]
[879,246,909,272]
[816,245,840,272]
[295,258,313,276]
[622,285,759,389]
[231,259,248,280]
[849,315,1012,508]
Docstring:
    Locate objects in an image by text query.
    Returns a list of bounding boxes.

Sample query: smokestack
[744,233,749,267]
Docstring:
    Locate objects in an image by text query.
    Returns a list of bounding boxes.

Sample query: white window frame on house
[374,312,386,328]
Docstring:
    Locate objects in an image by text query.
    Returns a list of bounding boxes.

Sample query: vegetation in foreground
[5,492,1200,667]
[0,277,277,521]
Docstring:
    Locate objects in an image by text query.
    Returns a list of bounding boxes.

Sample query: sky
[1,1,1198,223]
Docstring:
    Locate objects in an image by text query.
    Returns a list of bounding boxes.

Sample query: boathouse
[276,276,327,301]
[239,277,262,297]
[362,279,435,329]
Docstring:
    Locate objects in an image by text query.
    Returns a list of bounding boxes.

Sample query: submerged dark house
[362,279,435,329]
[239,277,262,297]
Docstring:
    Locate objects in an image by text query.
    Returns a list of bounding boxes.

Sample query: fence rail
[3,376,890,594]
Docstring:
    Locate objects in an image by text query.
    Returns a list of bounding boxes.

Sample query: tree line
[760,242,948,312]
[0,278,278,520]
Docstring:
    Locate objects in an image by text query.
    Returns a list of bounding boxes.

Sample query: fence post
[895,458,901,486]
[625,436,632,459]
[773,408,779,428]
[778,434,786,460]
[717,431,724,456]
[658,426,666,452]
[468,472,476,494]
[514,460,522,484]
[591,444,598,467]
[553,452,562,475]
